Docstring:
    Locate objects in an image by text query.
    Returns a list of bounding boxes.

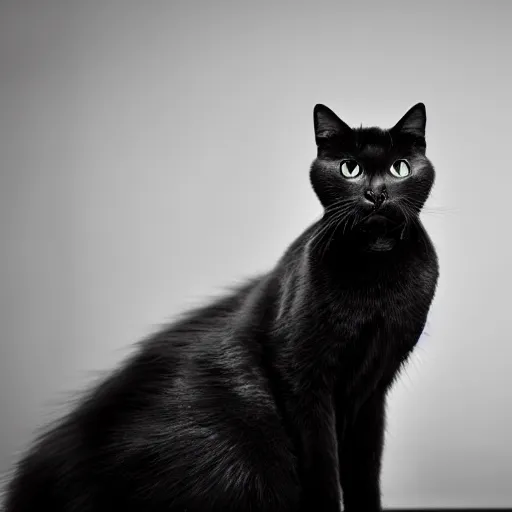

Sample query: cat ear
[313,104,351,146]
[391,103,426,138]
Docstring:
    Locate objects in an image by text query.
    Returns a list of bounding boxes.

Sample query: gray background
[1,0,511,508]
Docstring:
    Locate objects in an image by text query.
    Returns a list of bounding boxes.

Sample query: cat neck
[303,217,432,287]
[269,217,434,326]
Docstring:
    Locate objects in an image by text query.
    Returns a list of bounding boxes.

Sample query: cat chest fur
[306,254,437,401]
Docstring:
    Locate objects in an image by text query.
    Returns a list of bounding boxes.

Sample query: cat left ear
[313,104,351,147]
[391,103,426,138]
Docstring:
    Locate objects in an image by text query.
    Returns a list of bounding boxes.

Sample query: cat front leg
[294,391,342,512]
[338,391,386,512]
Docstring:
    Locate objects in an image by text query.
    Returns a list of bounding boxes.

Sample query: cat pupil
[341,160,360,178]
[392,160,410,177]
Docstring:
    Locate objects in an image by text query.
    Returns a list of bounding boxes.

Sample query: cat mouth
[356,212,405,234]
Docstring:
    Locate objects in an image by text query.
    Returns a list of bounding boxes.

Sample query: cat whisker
[422,206,458,217]
[397,203,430,253]
[311,210,351,257]
[309,202,356,259]
[322,197,357,215]
[319,205,358,260]
[308,215,340,256]
[399,197,457,218]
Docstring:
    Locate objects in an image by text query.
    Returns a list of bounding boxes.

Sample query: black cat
[3,103,439,512]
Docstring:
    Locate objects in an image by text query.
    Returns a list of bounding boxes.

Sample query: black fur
[2,104,439,512]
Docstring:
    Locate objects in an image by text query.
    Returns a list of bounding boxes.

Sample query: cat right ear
[313,104,351,147]
[391,103,426,138]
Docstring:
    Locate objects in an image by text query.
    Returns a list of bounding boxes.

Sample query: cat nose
[364,187,388,208]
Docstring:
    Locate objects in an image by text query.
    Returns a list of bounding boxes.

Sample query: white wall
[1,1,511,507]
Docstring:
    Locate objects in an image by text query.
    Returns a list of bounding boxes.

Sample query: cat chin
[362,236,398,252]
[355,215,404,252]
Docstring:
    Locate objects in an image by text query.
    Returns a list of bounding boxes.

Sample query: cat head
[309,103,435,245]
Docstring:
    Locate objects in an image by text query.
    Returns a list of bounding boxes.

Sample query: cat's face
[309,103,435,246]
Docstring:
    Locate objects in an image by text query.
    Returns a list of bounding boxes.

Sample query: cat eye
[340,160,362,179]
[390,160,411,178]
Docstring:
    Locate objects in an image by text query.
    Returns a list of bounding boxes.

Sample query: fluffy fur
[2,103,439,512]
